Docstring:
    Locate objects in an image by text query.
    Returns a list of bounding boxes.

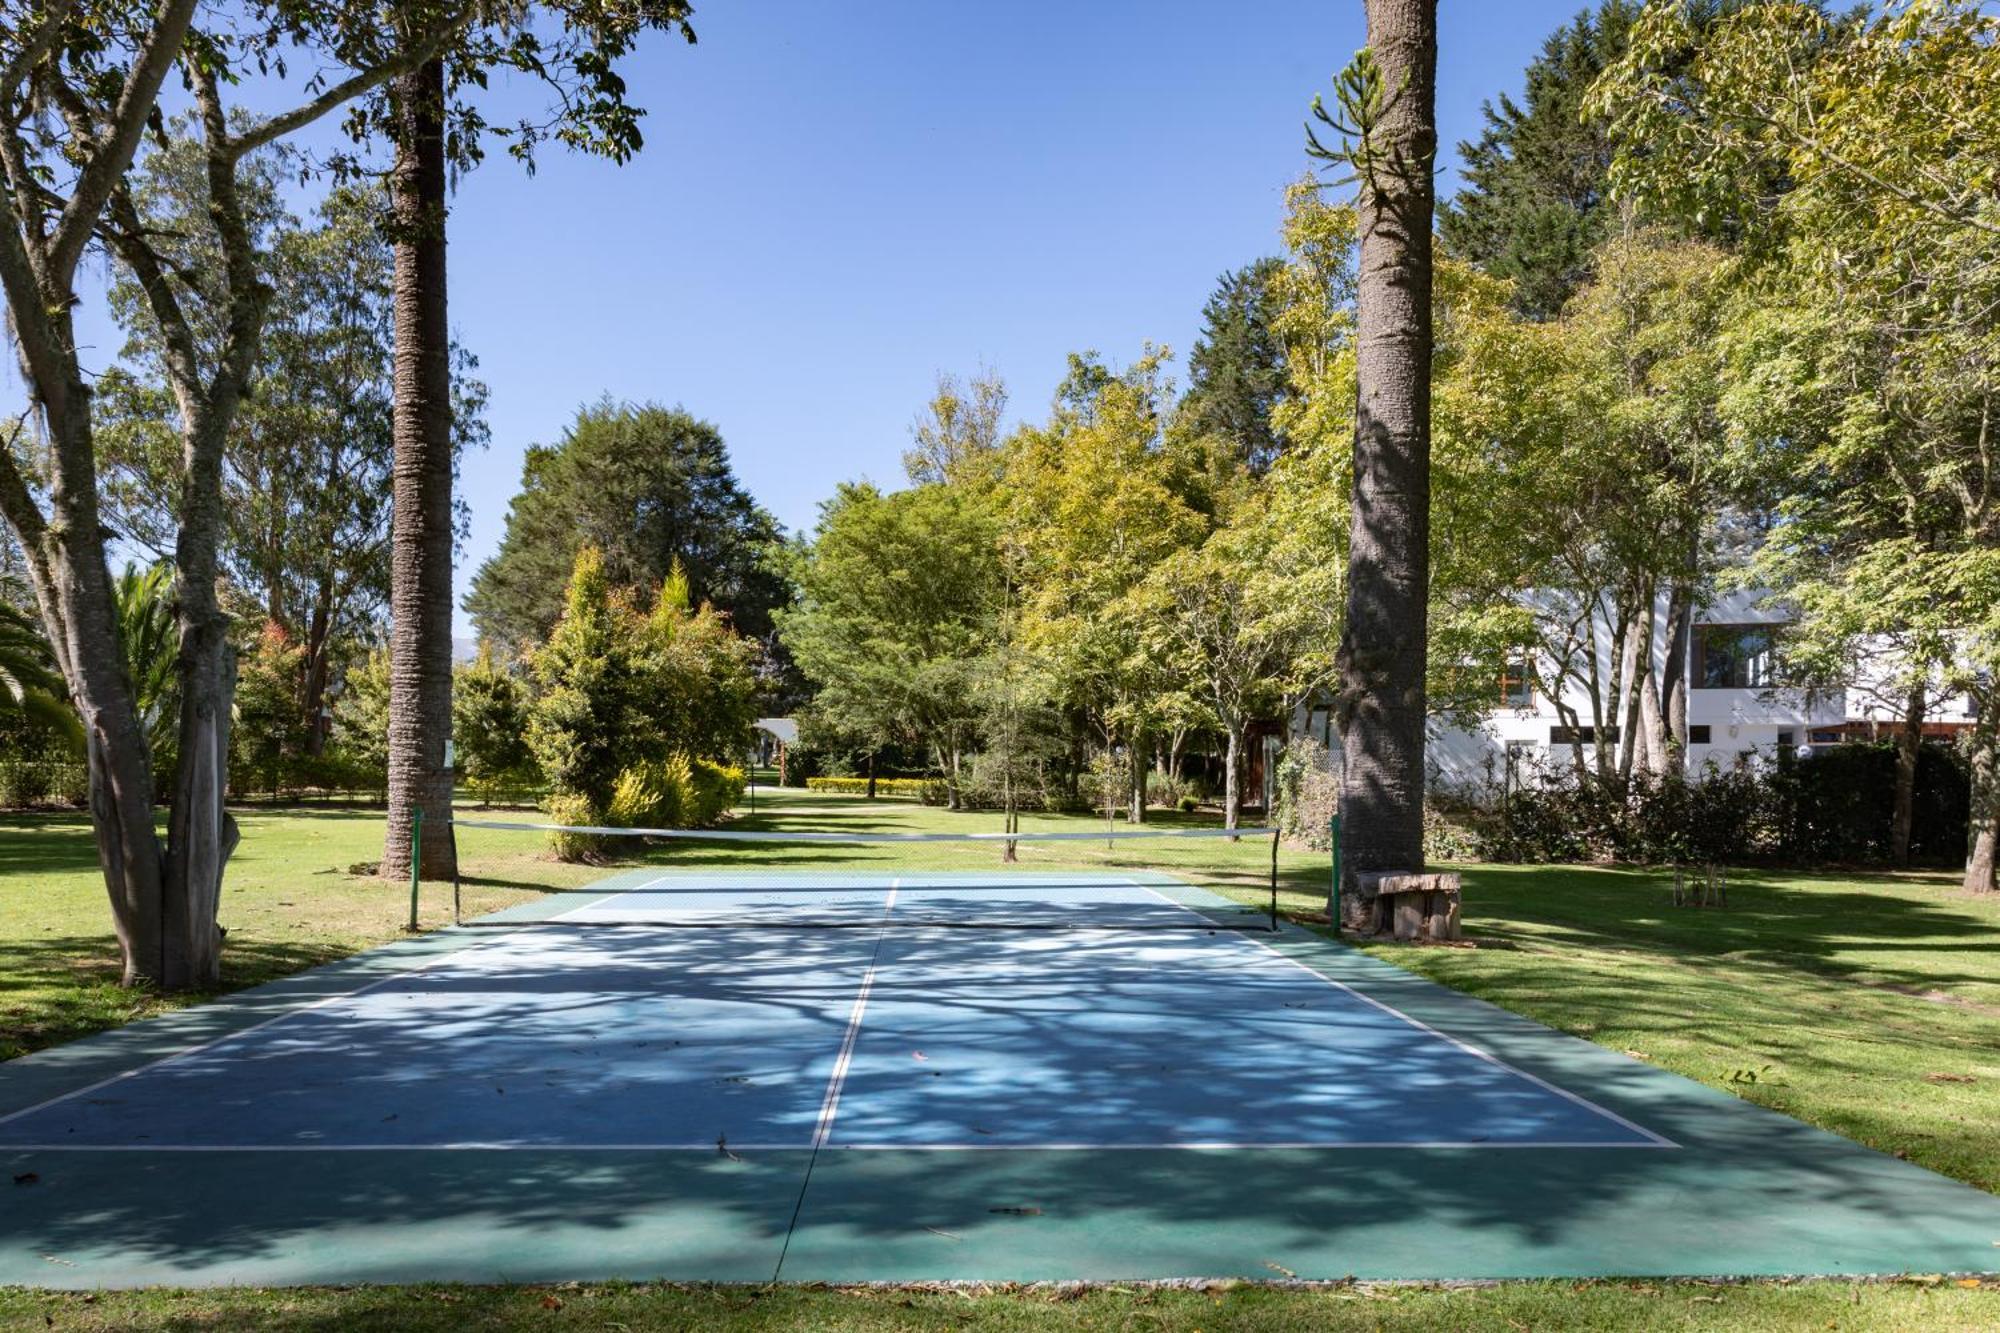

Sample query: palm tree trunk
[383,57,458,881]
[1335,0,1437,896]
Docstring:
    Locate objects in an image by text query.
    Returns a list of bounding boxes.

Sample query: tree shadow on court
[5,925,1999,1283]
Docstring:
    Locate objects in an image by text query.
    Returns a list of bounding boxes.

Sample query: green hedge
[805,777,935,799]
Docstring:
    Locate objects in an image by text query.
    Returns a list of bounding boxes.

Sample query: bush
[1145,770,1196,811]
[545,792,609,862]
[1460,742,1970,868]
[687,759,745,827]
[1274,738,1340,851]
[806,776,933,799]
[1177,794,1200,813]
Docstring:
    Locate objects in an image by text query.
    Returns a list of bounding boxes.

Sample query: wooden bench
[1342,870,1463,941]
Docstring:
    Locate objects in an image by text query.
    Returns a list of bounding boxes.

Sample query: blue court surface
[3,869,1998,1286]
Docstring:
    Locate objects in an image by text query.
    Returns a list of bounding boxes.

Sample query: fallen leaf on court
[12,1173,37,1186]
[1263,1261,1296,1277]
[912,1051,928,1061]
[971,1125,995,1135]
[988,1206,1042,1216]
[716,1134,742,1162]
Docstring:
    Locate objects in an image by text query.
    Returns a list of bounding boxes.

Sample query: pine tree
[1438,1,1639,320]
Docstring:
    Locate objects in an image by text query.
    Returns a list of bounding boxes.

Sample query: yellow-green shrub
[804,776,931,799]
[545,791,609,862]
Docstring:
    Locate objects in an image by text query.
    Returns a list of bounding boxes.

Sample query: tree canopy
[468,401,787,657]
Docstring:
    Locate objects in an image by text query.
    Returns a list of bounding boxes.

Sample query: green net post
[1329,814,1341,935]
[1268,828,1280,931]
[407,807,422,932]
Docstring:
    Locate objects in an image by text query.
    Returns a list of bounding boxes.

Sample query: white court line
[807,881,898,1149]
[1130,883,1677,1150]
[0,925,545,1133]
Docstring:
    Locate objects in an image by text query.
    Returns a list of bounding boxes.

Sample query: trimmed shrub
[806,777,933,799]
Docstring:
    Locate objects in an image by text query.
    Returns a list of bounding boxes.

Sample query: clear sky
[58,1,1600,639]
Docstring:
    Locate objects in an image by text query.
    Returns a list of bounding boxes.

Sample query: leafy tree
[1439,1,1641,319]
[1181,259,1291,472]
[231,624,312,796]
[97,165,488,758]
[0,0,467,987]
[526,547,757,820]
[1003,352,1211,821]
[469,402,787,656]
[778,483,1004,809]
[1596,0,2000,890]
[1307,0,1441,889]
[526,548,642,810]
[453,650,537,801]
[333,648,395,784]
[904,370,1009,486]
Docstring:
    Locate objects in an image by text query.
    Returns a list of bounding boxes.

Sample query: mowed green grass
[3,791,1999,1323]
[1,1277,1997,1332]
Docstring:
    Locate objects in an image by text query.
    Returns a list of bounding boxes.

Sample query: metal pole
[1268,828,1279,932]
[407,807,422,932]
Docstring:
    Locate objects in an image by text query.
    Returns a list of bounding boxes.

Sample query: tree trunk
[1616,590,1651,781]
[42,400,173,984]
[1890,682,1924,868]
[383,58,458,881]
[1223,721,1243,831]
[1660,584,1692,772]
[1128,725,1146,824]
[1962,703,1996,893]
[1334,0,1436,899]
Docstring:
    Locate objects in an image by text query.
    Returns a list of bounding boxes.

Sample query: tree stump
[1347,871,1463,941]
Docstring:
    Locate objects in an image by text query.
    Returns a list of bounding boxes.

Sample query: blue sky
[59,1,1597,638]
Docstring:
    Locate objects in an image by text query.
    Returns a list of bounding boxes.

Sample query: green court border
[3,905,1998,1287]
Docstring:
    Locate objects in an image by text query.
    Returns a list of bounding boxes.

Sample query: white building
[1423,588,1978,793]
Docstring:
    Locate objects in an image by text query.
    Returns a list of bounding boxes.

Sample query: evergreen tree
[1438,1,1640,320]
[1181,259,1290,472]
[467,402,788,656]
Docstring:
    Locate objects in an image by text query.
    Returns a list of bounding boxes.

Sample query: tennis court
[3,826,1998,1286]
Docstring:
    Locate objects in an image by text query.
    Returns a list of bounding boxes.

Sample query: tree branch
[49,0,201,285]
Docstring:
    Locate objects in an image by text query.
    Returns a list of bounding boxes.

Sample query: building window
[1694,624,1776,689]
[1499,655,1533,709]
[1777,729,1797,765]
[1687,725,1712,744]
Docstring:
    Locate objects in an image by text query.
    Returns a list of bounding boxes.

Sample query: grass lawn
[3,791,1998,1323]
[2,1277,1998,1332]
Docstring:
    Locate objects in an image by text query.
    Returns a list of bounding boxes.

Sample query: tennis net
[440,817,1281,932]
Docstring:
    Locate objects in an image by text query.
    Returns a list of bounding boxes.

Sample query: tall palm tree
[382,55,458,881]
[1317,0,1439,895]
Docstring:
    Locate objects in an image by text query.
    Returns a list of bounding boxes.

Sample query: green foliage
[230,623,311,796]
[112,561,180,774]
[804,777,933,798]
[468,402,786,657]
[778,480,1004,802]
[544,791,610,863]
[331,647,394,785]
[1439,1,1641,318]
[453,650,537,800]
[1181,259,1290,471]
[526,547,641,806]
[526,546,757,829]
[1274,738,1341,851]
[0,601,75,748]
